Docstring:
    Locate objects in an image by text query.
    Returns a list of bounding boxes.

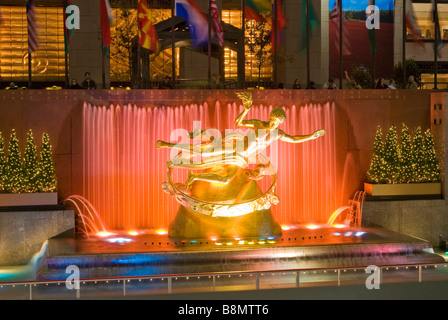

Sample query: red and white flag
[330,0,351,56]
[26,0,39,53]
[100,0,115,51]
[210,0,223,47]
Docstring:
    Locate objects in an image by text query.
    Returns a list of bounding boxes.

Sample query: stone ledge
[362,199,448,247]
[0,210,74,266]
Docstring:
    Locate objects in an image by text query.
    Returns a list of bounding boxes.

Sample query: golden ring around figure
[162,166,279,218]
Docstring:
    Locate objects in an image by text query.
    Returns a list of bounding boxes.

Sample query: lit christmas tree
[423,129,441,183]
[411,127,426,183]
[22,129,40,192]
[38,132,57,192]
[3,130,23,193]
[383,125,401,184]
[367,126,387,183]
[0,132,5,192]
[398,124,414,183]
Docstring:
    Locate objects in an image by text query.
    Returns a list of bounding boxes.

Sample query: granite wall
[0,210,74,265]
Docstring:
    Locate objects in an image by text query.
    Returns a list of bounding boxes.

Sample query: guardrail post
[123,280,126,296]
[212,275,216,292]
[256,273,260,290]
[295,272,300,288]
[418,265,422,283]
[168,277,172,294]
[29,284,32,300]
[337,269,341,286]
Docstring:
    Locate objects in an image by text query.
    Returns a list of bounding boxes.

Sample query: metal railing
[0,262,447,299]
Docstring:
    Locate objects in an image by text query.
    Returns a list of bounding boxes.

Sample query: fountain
[156,91,325,239]
[35,91,444,281]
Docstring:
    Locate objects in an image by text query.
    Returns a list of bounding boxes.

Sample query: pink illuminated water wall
[82,100,342,231]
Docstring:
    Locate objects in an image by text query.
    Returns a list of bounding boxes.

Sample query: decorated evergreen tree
[383,125,401,184]
[22,129,40,192]
[0,132,5,192]
[411,126,426,183]
[3,130,23,193]
[38,132,57,192]
[367,126,387,183]
[398,124,414,183]
[423,129,441,182]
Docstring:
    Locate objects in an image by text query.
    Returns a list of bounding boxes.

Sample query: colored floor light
[332,224,346,229]
[355,231,366,237]
[96,231,115,238]
[106,237,132,244]
[156,229,168,235]
[306,224,319,229]
[344,232,352,236]
[128,230,139,236]
[333,232,341,236]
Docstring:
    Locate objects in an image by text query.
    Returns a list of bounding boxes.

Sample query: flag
[100,0,114,55]
[63,0,75,54]
[271,0,286,53]
[367,0,378,55]
[211,0,223,47]
[138,0,160,52]
[330,0,351,56]
[405,0,423,47]
[175,0,208,47]
[244,0,271,22]
[26,0,39,53]
[299,0,319,54]
[0,0,4,26]
[432,0,443,57]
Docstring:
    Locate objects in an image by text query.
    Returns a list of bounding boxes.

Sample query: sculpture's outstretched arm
[279,129,326,144]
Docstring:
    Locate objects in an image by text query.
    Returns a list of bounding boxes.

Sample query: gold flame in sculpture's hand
[236,91,253,110]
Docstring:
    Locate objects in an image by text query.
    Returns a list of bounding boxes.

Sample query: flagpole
[240,0,245,89]
[273,0,278,88]
[28,51,32,89]
[65,52,69,89]
[402,0,406,88]
[208,0,212,88]
[434,0,439,90]
[102,46,106,89]
[372,0,376,89]
[137,44,141,89]
[63,0,69,89]
[306,0,310,88]
[338,0,343,89]
[171,0,176,85]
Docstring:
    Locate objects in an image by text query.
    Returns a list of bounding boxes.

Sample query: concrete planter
[364,183,442,197]
[0,192,58,207]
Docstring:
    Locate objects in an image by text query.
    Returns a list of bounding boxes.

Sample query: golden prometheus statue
[156,91,325,239]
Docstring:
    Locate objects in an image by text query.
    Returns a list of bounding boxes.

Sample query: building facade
[0,0,447,89]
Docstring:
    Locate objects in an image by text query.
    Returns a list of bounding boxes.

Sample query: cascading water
[81,100,341,231]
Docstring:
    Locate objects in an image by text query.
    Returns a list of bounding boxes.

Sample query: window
[407,3,448,40]
[0,6,65,83]
[222,9,272,82]
[110,8,179,83]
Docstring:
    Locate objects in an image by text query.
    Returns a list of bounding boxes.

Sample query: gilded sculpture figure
[156,92,325,238]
